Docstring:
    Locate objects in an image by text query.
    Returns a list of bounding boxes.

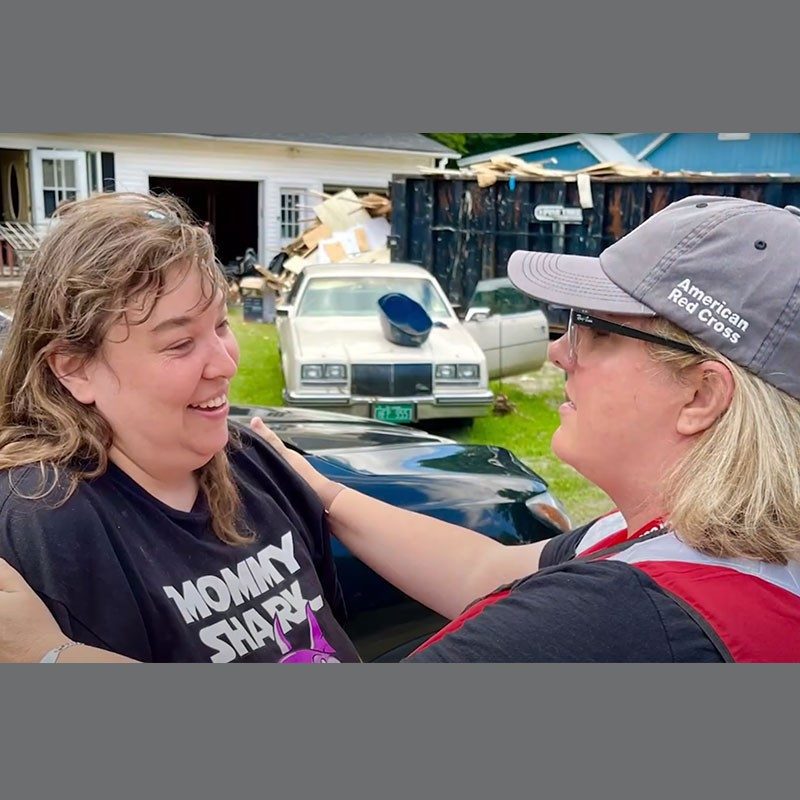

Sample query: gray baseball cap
[507,194,800,399]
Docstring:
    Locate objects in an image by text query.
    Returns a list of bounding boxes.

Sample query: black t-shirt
[406,522,725,663]
[0,426,360,664]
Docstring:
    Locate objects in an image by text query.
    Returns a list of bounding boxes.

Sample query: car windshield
[297,277,453,318]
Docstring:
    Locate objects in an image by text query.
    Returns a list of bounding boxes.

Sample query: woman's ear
[46,350,95,405]
[676,361,735,436]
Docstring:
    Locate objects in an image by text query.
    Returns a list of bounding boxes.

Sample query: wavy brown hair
[0,191,251,545]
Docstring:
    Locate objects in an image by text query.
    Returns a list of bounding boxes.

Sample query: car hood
[229,404,548,495]
[230,404,450,443]
[290,317,481,362]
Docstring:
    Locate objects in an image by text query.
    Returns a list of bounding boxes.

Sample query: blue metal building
[459,133,800,175]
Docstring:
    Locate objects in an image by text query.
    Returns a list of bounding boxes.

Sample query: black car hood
[229,404,454,449]
[229,404,547,491]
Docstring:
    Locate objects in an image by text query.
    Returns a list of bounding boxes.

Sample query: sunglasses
[567,309,702,363]
[144,208,182,227]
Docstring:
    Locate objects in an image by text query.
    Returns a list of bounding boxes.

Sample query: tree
[425,133,564,159]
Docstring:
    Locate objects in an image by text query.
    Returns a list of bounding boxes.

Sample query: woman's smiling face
[80,263,240,480]
[547,313,690,501]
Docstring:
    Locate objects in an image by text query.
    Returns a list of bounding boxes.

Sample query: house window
[86,151,103,193]
[32,150,89,224]
[41,159,78,217]
[280,188,313,245]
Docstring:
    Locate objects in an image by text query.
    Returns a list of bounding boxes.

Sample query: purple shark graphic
[275,605,341,664]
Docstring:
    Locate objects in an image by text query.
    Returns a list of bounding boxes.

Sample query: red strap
[411,517,662,658]
[410,588,512,657]
[581,517,663,558]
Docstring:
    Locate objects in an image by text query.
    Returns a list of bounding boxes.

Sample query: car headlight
[436,364,457,379]
[325,364,346,380]
[436,363,480,381]
[525,495,572,533]
[301,363,348,383]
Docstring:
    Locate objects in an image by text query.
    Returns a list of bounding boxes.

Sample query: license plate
[372,403,415,423]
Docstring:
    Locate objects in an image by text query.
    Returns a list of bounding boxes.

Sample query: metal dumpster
[389,173,800,306]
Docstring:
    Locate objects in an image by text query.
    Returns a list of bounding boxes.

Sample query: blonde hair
[0,191,251,545]
[648,318,800,564]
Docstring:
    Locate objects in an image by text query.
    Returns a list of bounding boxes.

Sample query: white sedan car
[276,263,548,423]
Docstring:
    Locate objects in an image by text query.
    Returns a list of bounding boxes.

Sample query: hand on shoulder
[248,417,342,507]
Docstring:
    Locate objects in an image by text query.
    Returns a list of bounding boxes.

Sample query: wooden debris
[358,193,392,218]
[309,189,391,219]
[251,185,395,302]
[348,246,391,264]
[302,223,332,250]
[313,189,372,232]
[492,394,517,415]
[354,227,370,252]
[416,156,747,184]
[322,241,348,263]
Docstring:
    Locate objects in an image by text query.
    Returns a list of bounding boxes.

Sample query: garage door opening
[148,176,259,269]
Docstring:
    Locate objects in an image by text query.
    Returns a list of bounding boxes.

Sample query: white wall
[0,133,436,260]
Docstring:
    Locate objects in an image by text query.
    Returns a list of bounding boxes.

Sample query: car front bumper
[282,390,496,420]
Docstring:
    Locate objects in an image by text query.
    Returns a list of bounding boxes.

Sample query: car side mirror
[276,305,289,317]
[464,306,491,323]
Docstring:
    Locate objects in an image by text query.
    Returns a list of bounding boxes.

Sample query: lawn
[228,306,612,526]
[229,306,284,407]
[455,373,613,526]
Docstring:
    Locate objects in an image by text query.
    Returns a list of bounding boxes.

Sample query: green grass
[228,306,612,526]
[229,306,284,407]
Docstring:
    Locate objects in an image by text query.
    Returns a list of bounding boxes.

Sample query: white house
[0,132,456,267]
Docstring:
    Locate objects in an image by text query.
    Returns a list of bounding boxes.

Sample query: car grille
[351,363,433,397]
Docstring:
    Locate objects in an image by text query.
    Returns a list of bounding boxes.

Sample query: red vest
[418,511,800,662]
[581,512,800,663]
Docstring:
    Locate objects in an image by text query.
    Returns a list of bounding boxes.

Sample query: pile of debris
[418,152,783,188]
[278,189,391,263]
[259,188,393,297]
[420,153,668,188]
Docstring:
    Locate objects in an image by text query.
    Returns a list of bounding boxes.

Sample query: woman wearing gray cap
[1,195,800,662]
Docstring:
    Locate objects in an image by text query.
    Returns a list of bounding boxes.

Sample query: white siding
[0,133,436,260]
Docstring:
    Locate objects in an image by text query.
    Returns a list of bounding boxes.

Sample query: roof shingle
[192,132,456,156]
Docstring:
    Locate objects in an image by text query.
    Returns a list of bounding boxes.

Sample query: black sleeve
[232,425,348,625]
[406,561,724,663]
[0,476,150,656]
[36,594,111,648]
[539,518,598,567]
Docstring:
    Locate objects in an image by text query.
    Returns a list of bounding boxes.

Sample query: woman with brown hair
[0,192,359,663]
